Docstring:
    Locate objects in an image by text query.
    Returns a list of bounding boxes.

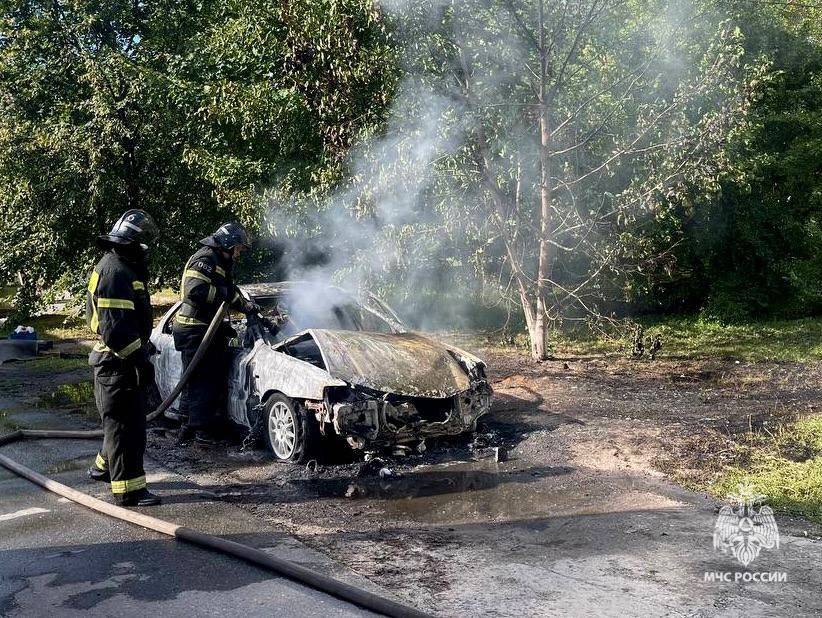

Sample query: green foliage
[349,0,770,334]
[639,315,822,361]
[777,416,822,462]
[38,380,94,408]
[627,2,822,321]
[0,0,397,316]
[0,0,820,331]
[714,458,822,524]
[0,408,23,432]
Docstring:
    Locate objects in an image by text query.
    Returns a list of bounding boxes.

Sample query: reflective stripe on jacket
[175,245,245,329]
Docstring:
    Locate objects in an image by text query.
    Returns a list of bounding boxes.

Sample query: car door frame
[151,301,257,427]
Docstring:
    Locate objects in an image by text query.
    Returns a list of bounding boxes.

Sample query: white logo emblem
[713,483,779,567]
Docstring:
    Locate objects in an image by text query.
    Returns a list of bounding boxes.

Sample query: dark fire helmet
[98,209,159,250]
[200,222,252,251]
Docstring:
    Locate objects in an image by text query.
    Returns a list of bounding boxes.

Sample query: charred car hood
[306,329,473,398]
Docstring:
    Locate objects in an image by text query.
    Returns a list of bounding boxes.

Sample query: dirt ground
[150,343,822,616]
[3,342,822,616]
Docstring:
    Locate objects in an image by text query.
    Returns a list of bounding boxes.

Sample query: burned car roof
[239,281,350,300]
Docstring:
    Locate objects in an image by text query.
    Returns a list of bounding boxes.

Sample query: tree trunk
[532,110,552,360]
[501,237,538,355]
[531,0,552,361]
[123,134,140,211]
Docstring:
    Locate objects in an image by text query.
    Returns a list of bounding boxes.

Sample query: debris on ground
[467,429,509,461]
[649,334,662,360]
[9,325,37,340]
[631,324,663,360]
[470,430,501,450]
[0,340,38,364]
[358,456,386,477]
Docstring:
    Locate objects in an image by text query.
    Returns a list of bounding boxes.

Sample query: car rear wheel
[263,393,317,463]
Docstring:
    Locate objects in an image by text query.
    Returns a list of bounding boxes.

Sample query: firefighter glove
[243,300,261,315]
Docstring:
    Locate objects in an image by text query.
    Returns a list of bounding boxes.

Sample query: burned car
[150,282,492,462]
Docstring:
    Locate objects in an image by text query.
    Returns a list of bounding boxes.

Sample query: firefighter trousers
[178,339,228,431]
[92,363,147,494]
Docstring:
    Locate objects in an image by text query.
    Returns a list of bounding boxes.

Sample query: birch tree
[391,0,766,359]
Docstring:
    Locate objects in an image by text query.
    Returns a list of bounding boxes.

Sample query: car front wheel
[263,393,317,463]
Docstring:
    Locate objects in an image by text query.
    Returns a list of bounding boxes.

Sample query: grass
[24,355,89,374]
[151,287,180,312]
[709,416,822,524]
[538,315,822,362]
[639,315,822,362]
[37,380,96,418]
[0,285,15,311]
[0,376,23,396]
[0,408,23,432]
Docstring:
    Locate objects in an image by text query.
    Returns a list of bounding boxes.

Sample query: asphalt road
[0,435,382,617]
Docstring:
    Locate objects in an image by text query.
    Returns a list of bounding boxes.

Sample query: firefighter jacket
[86,250,152,366]
[174,245,247,336]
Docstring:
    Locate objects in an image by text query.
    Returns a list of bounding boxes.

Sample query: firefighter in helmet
[86,209,161,507]
[173,222,260,444]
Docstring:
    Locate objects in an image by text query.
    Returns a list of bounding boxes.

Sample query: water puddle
[290,460,598,524]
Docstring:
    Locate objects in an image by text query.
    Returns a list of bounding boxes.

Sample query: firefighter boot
[87,465,110,483]
[114,488,162,507]
[88,453,110,482]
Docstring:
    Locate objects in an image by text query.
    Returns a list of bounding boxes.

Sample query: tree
[624,0,822,320]
[375,0,767,358]
[0,0,396,316]
[0,1,211,313]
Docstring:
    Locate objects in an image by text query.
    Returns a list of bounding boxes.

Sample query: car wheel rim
[269,401,296,459]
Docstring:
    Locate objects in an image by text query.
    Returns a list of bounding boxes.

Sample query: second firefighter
[173,222,260,444]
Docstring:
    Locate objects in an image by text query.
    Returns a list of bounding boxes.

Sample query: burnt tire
[263,393,318,464]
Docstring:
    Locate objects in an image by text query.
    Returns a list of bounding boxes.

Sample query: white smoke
[263,76,470,329]
[261,0,726,331]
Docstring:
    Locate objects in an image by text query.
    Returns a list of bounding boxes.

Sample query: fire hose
[0,304,430,617]
[145,300,229,422]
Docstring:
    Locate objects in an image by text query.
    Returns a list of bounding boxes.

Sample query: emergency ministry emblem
[713,483,779,567]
